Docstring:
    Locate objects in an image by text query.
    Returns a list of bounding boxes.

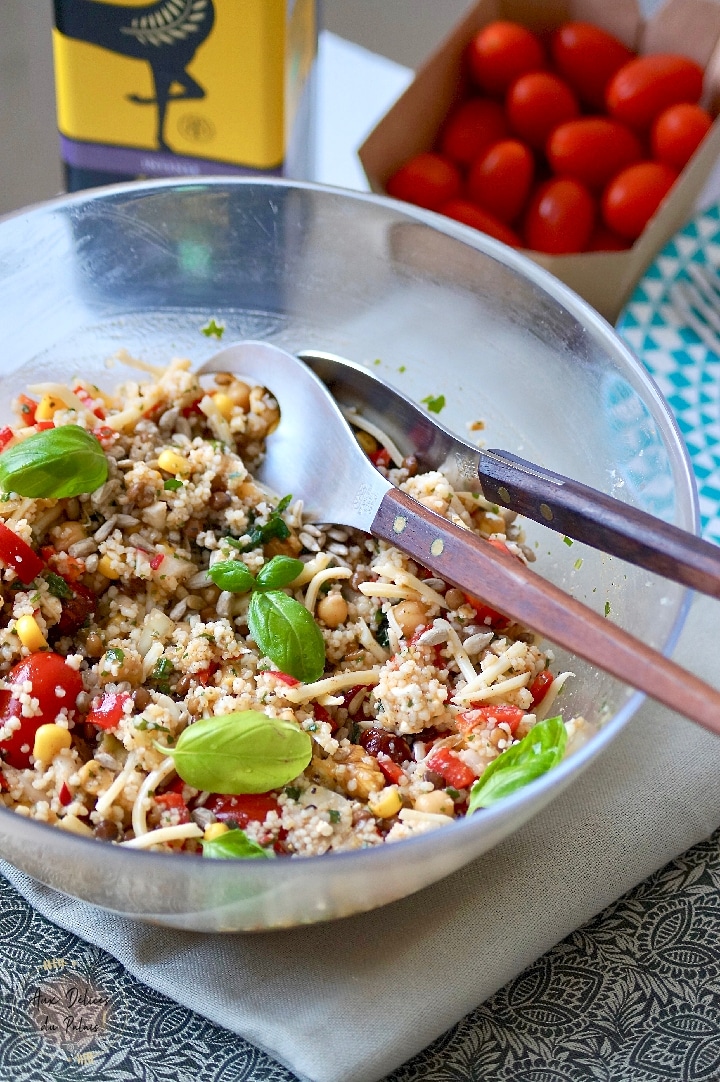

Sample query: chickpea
[49,521,87,551]
[225,379,252,411]
[317,593,348,628]
[414,790,455,816]
[393,599,429,638]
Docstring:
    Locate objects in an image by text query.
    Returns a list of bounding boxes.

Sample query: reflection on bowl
[0,179,696,931]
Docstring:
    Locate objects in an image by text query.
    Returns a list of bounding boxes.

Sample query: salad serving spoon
[197,341,720,735]
[297,348,720,602]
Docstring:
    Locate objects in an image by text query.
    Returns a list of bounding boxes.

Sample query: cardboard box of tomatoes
[358,0,720,320]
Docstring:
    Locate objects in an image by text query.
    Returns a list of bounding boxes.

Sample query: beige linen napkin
[2,591,719,1082]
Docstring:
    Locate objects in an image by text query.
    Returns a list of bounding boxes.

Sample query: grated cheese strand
[304,566,352,614]
[356,617,390,662]
[282,668,382,704]
[341,407,405,467]
[534,671,575,722]
[120,823,203,849]
[454,671,531,704]
[94,752,139,816]
[131,756,177,838]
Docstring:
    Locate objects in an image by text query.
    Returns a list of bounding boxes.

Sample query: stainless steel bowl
[0,178,696,930]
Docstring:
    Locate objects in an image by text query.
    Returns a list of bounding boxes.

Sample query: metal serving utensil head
[196,341,391,531]
[297,349,483,492]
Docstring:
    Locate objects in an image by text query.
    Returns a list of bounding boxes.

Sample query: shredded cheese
[105,387,165,431]
[534,671,575,721]
[94,752,139,816]
[372,562,448,610]
[455,671,531,704]
[291,552,332,587]
[358,583,418,601]
[304,566,352,614]
[281,667,381,705]
[27,383,88,415]
[120,823,203,849]
[199,394,233,446]
[131,756,177,838]
[356,617,390,662]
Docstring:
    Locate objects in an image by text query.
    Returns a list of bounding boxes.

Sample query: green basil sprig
[157,710,312,794]
[208,554,324,683]
[202,827,274,860]
[467,716,567,814]
[0,425,108,498]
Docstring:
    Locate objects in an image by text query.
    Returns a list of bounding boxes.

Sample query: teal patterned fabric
[617,203,720,545]
[3,831,720,1081]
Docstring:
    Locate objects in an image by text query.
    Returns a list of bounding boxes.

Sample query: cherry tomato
[0,521,44,584]
[462,591,510,629]
[601,161,678,239]
[550,22,635,110]
[386,152,462,210]
[468,20,545,96]
[506,71,580,150]
[651,102,713,170]
[439,97,510,166]
[606,54,704,132]
[524,178,595,254]
[546,117,643,191]
[204,792,280,827]
[585,224,632,251]
[85,691,130,731]
[457,703,525,735]
[528,670,554,707]
[438,199,521,247]
[425,747,476,790]
[0,653,84,768]
[466,139,534,223]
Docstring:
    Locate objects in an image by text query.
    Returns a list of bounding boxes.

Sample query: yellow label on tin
[53,0,316,169]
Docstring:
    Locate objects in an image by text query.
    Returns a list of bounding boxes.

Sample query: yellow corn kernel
[203,821,230,841]
[35,394,67,421]
[15,614,47,651]
[96,555,121,580]
[212,392,235,420]
[157,449,191,476]
[33,723,72,763]
[368,785,403,819]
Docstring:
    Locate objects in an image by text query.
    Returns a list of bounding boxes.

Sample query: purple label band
[59,136,284,178]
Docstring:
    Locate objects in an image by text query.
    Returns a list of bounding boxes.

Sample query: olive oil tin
[52,0,317,191]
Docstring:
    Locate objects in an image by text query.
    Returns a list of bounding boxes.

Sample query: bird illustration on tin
[56,0,215,152]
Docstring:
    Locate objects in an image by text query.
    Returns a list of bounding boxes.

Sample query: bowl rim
[0,175,699,875]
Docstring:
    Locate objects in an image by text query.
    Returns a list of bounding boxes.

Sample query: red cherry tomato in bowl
[506,71,580,149]
[546,117,642,191]
[439,98,509,166]
[468,20,546,96]
[550,21,635,110]
[651,102,713,170]
[601,161,678,240]
[438,199,522,247]
[466,139,534,222]
[524,177,596,254]
[0,653,84,768]
[605,54,704,132]
[386,152,462,210]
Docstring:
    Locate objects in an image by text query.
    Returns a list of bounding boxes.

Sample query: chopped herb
[604,601,611,617]
[574,558,583,570]
[44,572,73,599]
[398,365,406,373]
[374,612,390,649]
[150,656,174,692]
[285,786,301,801]
[446,787,461,801]
[373,358,381,366]
[164,478,183,491]
[225,494,292,553]
[201,318,225,339]
[328,809,341,824]
[563,536,573,546]
[421,394,446,415]
[105,647,125,665]
[135,719,171,734]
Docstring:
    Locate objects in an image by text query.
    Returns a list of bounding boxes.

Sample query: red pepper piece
[154,790,190,823]
[529,670,554,707]
[457,703,525,736]
[204,792,280,828]
[150,553,165,571]
[313,703,338,732]
[369,446,391,468]
[425,747,476,790]
[268,671,300,687]
[0,521,45,584]
[377,754,404,785]
[58,781,73,806]
[16,395,38,425]
[85,692,130,731]
[35,421,54,432]
[0,427,14,452]
[462,592,510,630]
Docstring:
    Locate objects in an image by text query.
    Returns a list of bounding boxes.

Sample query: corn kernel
[157,449,191,476]
[203,821,230,841]
[368,785,403,819]
[15,614,47,651]
[57,813,94,837]
[96,555,121,580]
[212,392,235,420]
[35,394,66,421]
[33,723,72,763]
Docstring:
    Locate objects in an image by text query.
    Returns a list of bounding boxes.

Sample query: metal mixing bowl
[0,178,696,930]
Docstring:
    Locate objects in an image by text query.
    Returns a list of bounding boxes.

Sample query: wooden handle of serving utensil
[372,487,720,734]
[478,448,720,600]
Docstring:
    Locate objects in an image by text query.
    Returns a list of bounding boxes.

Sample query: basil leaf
[157,710,312,793]
[255,555,304,590]
[207,560,256,593]
[44,572,73,599]
[467,716,567,814]
[248,591,325,683]
[202,828,274,860]
[0,426,108,498]
[226,494,293,553]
